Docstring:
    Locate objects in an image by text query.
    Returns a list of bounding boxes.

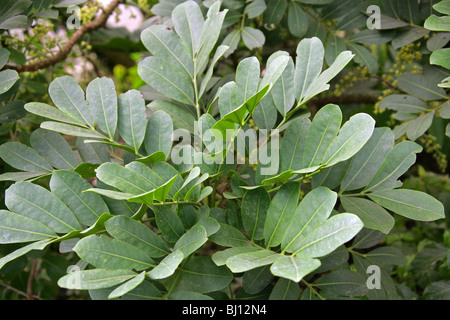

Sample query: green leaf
[221,29,241,57]
[280,118,311,172]
[140,25,194,77]
[5,181,81,233]
[138,56,195,106]
[368,189,445,222]
[105,215,170,258]
[147,250,184,280]
[30,129,78,170]
[148,99,195,134]
[304,50,354,101]
[313,270,368,297]
[270,256,321,282]
[379,94,430,113]
[74,235,154,271]
[264,0,288,25]
[0,100,26,124]
[117,89,147,153]
[271,55,295,116]
[235,57,260,106]
[242,265,274,294]
[241,188,271,241]
[180,256,233,293]
[95,162,153,195]
[303,104,342,167]
[0,48,10,69]
[76,137,110,164]
[0,239,53,270]
[86,77,118,139]
[406,111,435,141]
[282,187,337,253]
[364,141,422,192]
[0,69,19,94]
[269,278,300,300]
[0,171,49,182]
[288,2,308,38]
[241,26,265,50]
[253,91,278,129]
[347,43,378,74]
[0,210,56,244]
[430,48,450,69]
[209,223,252,247]
[0,141,53,172]
[264,182,300,248]
[108,271,146,299]
[392,28,430,49]
[152,205,185,243]
[173,225,208,257]
[48,76,93,126]
[58,269,137,290]
[294,37,324,101]
[323,113,375,166]
[40,121,105,139]
[424,14,450,31]
[325,33,347,66]
[293,213,363,257]
[397,73,448,101]
[212,247,261,266]
[366,246,405,266]
[196,1,227,73]
[245,0,267,18]
[144,110,173,159]
[199,45,229,98]
[226,249,280,273]
[168,291,213,300]
[50,170,109,226]
[423,281,450,300]
[340,196,394,234]
[172,0,204,57]
[349,29,394,45]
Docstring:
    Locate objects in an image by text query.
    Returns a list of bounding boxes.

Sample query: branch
[4,0,125,73]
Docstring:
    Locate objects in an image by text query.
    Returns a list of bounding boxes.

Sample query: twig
[27,259,38,300]
[3,0,125,73]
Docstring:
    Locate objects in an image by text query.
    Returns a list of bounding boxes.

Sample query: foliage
[0,0,449,300]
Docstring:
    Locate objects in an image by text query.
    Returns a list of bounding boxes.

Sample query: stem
[301,279,326,300]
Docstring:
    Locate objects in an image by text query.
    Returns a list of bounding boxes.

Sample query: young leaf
[226,249,280,273]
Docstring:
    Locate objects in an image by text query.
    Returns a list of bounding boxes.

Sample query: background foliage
[0,0,449,300]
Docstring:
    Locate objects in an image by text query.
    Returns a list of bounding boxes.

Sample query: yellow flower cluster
[332,66,370,96]
[80,1,102,25]
[419,133,448,173]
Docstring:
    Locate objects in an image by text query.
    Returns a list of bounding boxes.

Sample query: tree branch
[4,0,125,73]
